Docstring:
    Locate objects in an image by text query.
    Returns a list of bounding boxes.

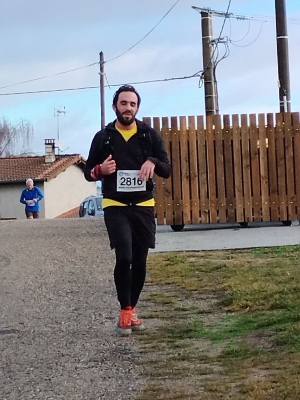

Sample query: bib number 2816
[117,170,146,192]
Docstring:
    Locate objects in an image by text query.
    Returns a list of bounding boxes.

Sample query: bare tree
[0,117,34,157]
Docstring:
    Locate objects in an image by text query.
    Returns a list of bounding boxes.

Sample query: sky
[1,0,300,158]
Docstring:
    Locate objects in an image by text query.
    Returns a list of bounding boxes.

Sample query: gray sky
[1,0,300,157]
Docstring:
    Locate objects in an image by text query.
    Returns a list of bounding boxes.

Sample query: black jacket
[84,119,171,204]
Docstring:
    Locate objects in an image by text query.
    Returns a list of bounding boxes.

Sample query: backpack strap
[100,124,153,162]
[138,130,153,161]
[99,129,115,161]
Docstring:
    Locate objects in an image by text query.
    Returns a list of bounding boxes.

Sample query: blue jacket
[20,186,44,212]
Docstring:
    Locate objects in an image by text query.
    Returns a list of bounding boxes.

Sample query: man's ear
[112,104,116,112]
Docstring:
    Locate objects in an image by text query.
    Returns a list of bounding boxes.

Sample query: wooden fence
[143,112,300,227]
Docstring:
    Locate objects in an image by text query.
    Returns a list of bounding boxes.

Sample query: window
[95,197,103,211]
[88,200,95,216]
[82,201,88,217]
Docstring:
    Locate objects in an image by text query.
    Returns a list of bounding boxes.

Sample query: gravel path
[0,218,147,400]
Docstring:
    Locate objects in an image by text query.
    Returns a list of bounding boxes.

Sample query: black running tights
[114,241,149,309]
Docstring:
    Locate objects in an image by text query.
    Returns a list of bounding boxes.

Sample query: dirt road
[0,219,146,400]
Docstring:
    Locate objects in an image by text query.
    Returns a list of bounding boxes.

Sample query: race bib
[117,170,146,192]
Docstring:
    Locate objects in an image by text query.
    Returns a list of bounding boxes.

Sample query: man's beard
[115,107,136,126]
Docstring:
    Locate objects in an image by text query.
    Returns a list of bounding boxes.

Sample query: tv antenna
[54,107,67,154]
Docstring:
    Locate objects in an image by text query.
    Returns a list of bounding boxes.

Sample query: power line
[0,1,181,92]
[0,62,99,90]
[1,3,298,94]
[233,13,300,25]
[243,13,300,23]
[229,21,265,47]
[217,0,232,43]
[211,39,230,114]
[0,86,99,95]
[193,0,233,114]
[229,18,251,43]
[0,72,201,96]
[104,0,181,64]
[193,0,233,79]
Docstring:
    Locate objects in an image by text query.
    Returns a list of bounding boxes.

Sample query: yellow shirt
[102,122,155,209]
[116,123,137,141]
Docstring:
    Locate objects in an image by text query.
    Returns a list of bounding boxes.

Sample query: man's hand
[33,198,38,203]
[91,155,116,180]
[101,155,116,175]
[139,159,155,181]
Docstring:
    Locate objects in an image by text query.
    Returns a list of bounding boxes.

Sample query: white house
[0,139,96,219]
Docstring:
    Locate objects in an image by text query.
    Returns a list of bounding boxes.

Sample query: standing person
[84,85,171,335]
[20,178,44,219]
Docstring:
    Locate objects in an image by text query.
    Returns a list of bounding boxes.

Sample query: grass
[134,245,300,399]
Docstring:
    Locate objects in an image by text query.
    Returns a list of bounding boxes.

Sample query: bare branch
[0,117,34,157]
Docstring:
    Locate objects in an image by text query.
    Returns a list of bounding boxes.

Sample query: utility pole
[193,7,226,115]
[99,51,105,129]
[275,0,291,112]
[201,11,218,115]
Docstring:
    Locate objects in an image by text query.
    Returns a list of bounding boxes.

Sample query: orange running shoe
[116,308,133,335]
[131,308,145,331]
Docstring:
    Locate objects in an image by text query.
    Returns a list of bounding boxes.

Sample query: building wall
[0,182,45,220]
[43,165,96,219]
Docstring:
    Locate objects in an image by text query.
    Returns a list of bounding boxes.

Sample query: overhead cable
[104,0,181,64]
[0,72,201,96]
[0,62,99,90]
[201,0,232,78]
[229,21,264,47]
[229,18,251,43]
[0,1,181,91]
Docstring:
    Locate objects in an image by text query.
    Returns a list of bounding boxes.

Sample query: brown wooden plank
[232,114,244,222]
[179,116,191,224]
[144,117,164,224]
[197,115,209,223]
[275,113,288,221]
[162,117,173,225]
[283,112,296,220]
[206,115,218,223]
[223,115,235,222]
[142,117,151,126]
[292,112,300,219]
[152,117,165,225]
[258,113,270,221]
[266,113,279,221]
[214,114,226,223]
[171,116,183,225]
[241,114,252,222]
[188,116,200,223]
[249,114,261,221]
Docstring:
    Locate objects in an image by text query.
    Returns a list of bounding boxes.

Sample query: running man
[84,85,171,335]
[20,178,44,219]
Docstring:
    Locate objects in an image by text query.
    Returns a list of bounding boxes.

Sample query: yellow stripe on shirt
[102,198,155,209]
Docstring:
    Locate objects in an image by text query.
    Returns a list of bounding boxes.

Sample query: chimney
[44,139,56,164]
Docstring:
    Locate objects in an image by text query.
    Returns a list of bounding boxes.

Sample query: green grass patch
[135,245,300,399]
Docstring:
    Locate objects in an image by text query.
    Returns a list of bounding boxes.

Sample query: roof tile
[0,155,86,183]
[55,206,80,218]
